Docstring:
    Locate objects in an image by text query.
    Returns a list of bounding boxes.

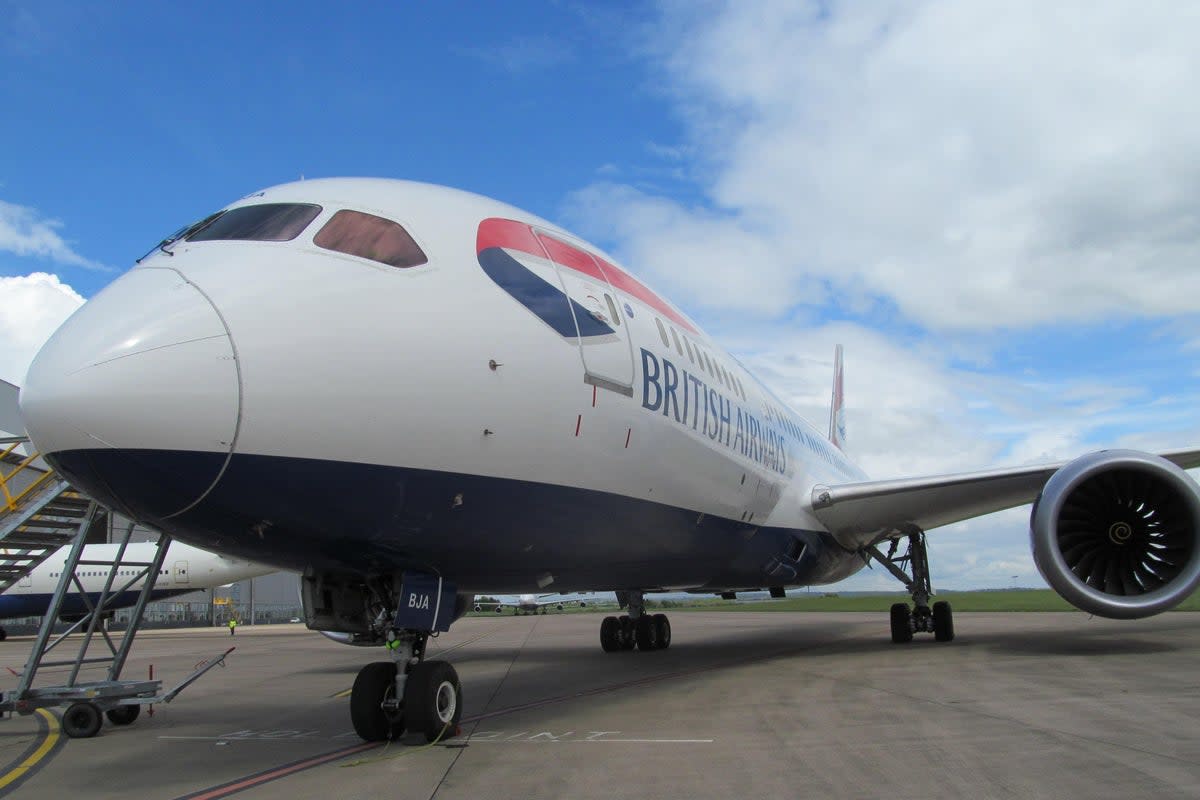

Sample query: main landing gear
[867,530,954,644]
[350,629,464,743]
[600,591,672,652]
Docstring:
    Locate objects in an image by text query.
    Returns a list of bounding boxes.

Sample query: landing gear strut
[350,629,463,742]
[867,530,954,643]
[600,591,671,652]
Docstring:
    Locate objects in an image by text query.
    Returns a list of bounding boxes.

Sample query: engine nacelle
[1031,450,1200,619]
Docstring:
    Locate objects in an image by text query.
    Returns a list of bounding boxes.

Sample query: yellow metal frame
[0,440,56,514]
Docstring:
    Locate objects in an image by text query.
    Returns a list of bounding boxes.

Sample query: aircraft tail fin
[828,344,846,451]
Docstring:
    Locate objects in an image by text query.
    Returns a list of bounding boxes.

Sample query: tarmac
[0,610,1197,800]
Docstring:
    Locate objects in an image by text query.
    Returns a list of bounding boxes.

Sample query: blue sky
[3,1,1200,589]
[1,2,676,295]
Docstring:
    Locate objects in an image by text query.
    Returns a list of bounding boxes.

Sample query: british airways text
[640,348,788,476]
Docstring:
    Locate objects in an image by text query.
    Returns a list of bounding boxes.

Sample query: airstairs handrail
[0,437,57,514]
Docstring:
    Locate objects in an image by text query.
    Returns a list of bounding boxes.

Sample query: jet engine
[1031,450,1200,619]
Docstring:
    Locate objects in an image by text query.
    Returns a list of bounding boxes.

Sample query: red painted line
[574,415,582,437]
[173,742,380,800]
[592,385,597,407]
[624,428,631,449]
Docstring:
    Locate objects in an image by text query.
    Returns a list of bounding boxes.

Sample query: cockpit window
[313,209,428,268]
[187,203,322,242]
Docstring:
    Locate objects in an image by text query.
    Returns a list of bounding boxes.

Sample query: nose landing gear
[349,630,464,743]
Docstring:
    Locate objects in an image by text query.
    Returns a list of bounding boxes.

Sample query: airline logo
[476,218,697,338]
[641,347,788,476]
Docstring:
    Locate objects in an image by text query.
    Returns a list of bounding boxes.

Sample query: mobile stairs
[0,437,233,737]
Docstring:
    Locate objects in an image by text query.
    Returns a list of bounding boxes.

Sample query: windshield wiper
[134,211,225,264]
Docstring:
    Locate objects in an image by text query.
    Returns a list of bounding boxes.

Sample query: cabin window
[670,328,685,357]
[314,210,428,268]
[655,318,670,348]
[188,203,322,242]
[604,294,621,326]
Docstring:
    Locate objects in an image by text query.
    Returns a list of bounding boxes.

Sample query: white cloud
[0,200,107,271]
[571,0,1200,330]
[0,272,85,385]
[556,1,1200,589]
[706,315,1200,589]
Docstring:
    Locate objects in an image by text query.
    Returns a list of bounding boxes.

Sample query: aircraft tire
[63,702,103,738]
[404,660,462,743]
[653,614,671,650]
[105,705,141,726]
[0,628,7,641]
[350,661,402,742]
[634,615,659,650]
[618,616,636,650]
[600,616,621,652]
[933,601,955,642]
[889,603,913,644]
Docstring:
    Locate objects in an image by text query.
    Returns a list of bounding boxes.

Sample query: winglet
[828,344,846,451]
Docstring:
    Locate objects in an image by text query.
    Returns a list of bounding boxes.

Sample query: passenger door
[534,230,635,395]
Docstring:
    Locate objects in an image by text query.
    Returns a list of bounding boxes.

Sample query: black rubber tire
[618,616,636,650]
[634,615,659,651]
[0,628,7,641]
[653,614,671,650]
[890,603,913,644]
[600,616,621,652]
[105,705,141,726]
[63,702,103,738]
[404,660,463,743]
[350,661,402,742]
[933,601,955,642]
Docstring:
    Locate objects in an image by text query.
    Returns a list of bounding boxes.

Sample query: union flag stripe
[477,218,698,334]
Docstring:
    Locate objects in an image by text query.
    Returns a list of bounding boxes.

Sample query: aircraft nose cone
[20,266,240,520]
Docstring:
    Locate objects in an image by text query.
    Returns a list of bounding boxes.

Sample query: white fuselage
[19,178,868,593]
[0,541,273,620]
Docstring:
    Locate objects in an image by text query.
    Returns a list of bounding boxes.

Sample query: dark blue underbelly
[47,449,858,592]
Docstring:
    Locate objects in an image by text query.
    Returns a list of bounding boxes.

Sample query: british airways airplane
[473,593,591,615]
[0,541,272,640]
[16,178,1200,743]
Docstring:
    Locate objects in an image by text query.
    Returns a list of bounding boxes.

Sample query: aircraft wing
[811,447,1200,551]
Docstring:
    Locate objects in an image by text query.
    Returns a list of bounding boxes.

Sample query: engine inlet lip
[1030,449,1200,619]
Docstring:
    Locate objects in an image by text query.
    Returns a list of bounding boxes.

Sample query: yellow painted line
[0,708,61,791]
[331,688,353,699]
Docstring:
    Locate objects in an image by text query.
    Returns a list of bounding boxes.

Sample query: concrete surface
[0,611,1197,799]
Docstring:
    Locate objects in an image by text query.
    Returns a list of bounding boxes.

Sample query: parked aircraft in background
[0,541,272,640]
[473,593,591,615]
[18,178,1200,744]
